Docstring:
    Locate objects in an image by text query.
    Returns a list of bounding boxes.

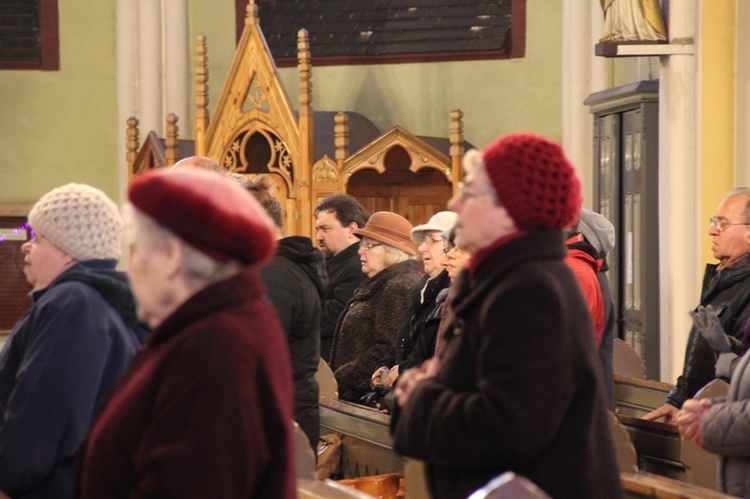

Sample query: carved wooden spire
[298,28,313,174]
[449,109,464,188]
[334,112,349,172]
[195,33,209,155]
[126,116,140,181]
[165,113,179,166]
[246,0,258,26]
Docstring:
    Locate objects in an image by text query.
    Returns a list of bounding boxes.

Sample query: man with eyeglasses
[645,187,750,423]
[390,132,622,499]
[314,195,370,361]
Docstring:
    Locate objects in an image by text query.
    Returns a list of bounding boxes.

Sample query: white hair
[122,203,242,284]
[461,149,485,175]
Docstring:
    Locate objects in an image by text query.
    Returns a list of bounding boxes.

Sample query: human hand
[642,403,679,423]
[383,365,399,387]
[394,360,438,408]
[371,366,388,387]
[691,305,731,353]
[675,398,712,447]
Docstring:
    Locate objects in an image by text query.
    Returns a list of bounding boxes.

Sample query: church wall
[699,1,735,267]
[187,0,563,152]
[0,1,118,203]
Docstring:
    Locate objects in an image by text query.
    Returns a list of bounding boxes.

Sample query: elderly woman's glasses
[456,181,496,200]
[709,218,750,232]
[359,241,383,251]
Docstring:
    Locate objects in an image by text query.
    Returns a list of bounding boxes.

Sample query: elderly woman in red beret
[76,169,295,498]
[329,211,421,403]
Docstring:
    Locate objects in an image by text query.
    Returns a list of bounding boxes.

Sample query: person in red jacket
[565,222,604,342]
[76,168,295,499]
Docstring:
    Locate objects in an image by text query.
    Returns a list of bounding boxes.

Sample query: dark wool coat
[391,230,623,499]
[321,243,367,361]
[667,253,750,408]
[330,259,421,403]
[0,260,141,499]
[76,267,295,499]
[261,236,327,450]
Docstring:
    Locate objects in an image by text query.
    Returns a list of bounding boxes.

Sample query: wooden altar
[126,0,467,237]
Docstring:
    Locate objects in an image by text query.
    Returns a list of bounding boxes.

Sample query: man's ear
[345,221,359,237]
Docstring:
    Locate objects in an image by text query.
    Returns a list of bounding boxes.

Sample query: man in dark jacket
[0,183,142,498]
[645,187,750,423]
[251,176,327,451]
[314,194,370,361]
[391,133,623,499]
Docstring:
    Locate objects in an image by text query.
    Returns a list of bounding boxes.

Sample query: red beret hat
[482,132,581,231]
[128,168,277,265]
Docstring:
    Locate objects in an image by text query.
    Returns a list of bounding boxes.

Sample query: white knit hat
[410,211,458,243]
[28,183,123,261]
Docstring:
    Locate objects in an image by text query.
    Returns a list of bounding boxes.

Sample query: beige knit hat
[28,183,123,261]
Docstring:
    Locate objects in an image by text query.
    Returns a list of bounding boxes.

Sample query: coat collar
[145,266,266,347]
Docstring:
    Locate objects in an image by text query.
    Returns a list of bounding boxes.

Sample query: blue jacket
[0,260,142,498]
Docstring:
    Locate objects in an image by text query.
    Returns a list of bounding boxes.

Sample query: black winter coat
[261,236,327,449]
[320,243,367,362]
[391,230,623,499]
[377,270,451,372]
[667,253,750,408]
[330,260,421,403]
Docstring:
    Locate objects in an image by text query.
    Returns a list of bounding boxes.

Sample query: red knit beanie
[482,132,581,231]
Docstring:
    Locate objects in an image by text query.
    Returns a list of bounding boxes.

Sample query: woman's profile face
[357,237,388,278]
[127,220,174,329]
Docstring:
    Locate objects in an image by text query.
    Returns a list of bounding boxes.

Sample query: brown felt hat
[353,211,416,256]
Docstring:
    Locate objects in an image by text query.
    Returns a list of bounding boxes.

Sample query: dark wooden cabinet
[586,80,660,379]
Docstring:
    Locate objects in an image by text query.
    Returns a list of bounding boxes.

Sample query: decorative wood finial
[449,109,464,188]
[246,0,258,26]
[165,113,179,166]
[298,29,312,112]
[449,109,464,157]
[126,117,139,180]
[334,112,349,167]
[195,33,209,155]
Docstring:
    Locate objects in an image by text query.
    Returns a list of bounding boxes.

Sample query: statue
[600,0,667,42]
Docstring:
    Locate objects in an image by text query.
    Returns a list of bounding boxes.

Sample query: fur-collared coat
[330,260,421,403]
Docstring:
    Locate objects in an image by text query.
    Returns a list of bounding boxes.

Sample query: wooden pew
[319,397,403,479]
[613,374,727,491]
[621,471,734,498]
[315,363,728,497]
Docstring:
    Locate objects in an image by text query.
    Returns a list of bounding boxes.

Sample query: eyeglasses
[709,218,750,232]
[422,236,444,246]
[456,181,496,200]
[359,241,383,251]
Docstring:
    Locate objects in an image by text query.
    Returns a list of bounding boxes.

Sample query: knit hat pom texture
[483,133,581,231]
[28,183,123,261]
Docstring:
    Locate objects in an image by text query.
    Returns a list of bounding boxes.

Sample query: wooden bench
[621,471,734,498]
[314,363,729,497]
